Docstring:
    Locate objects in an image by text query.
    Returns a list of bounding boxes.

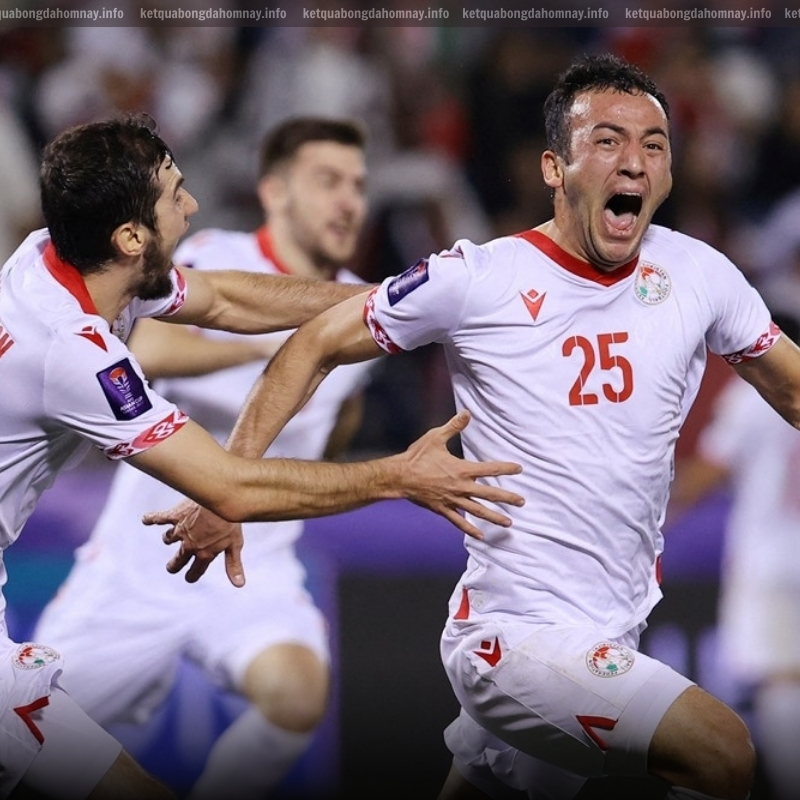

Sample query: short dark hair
[544,53,670,161]
[40,114,171,273]
[258,117,366,178]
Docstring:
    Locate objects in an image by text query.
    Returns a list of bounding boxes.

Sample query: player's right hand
[143,498,246,587]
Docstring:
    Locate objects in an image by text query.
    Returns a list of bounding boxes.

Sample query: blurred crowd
[4,23,800,450]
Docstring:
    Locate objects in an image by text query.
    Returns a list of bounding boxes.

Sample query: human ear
[257,173,289,217]
[542,150,564,189]
[111,222,147,258]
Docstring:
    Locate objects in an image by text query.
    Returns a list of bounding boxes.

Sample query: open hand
[143,498,246,587]
[399,409,525,539]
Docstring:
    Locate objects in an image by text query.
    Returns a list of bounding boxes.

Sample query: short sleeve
[43,334,187,460]
[702,248,772,360]
[365,243,476,353]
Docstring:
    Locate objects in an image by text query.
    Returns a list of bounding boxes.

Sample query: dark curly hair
[40,114,171,274]
[544,54,670,162]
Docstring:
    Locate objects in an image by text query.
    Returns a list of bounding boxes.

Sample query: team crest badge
[634,262,671,305]
[13,643,61,670]
[586,642,635,678]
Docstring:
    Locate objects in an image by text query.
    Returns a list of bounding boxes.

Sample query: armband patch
[97,358,153,420]
[387,259,429,306]
[364,289,402,355]
[722,321,781,365]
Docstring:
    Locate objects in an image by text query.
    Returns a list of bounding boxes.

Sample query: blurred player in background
[34,117,378,799]
[670,311,800,800]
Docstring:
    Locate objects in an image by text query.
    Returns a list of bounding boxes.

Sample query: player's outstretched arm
[137,413,524,585]
[168,266,370,335]
[734,333,800,428]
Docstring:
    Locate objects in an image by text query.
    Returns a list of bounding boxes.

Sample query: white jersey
[698,376,800,677]
[0,230,187,626]
[79,227,373,584]
[365,225,774,640]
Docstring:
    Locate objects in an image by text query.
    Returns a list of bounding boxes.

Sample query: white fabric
[0,229,187,794]
[34,228,372,720]
[442,622,692,781]
[365,224,772,792]
[697,378,800,679]
[14,687,122,800]
[367,224,772,639]
[189,707,312,800]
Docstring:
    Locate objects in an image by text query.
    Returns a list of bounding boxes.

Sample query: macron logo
[521,289,546,322]
[76,325,108,351]
[474,638,502,667]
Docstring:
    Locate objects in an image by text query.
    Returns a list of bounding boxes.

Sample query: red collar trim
[515,229,638,286]
[255,226,291,275]
[43,242,99,314]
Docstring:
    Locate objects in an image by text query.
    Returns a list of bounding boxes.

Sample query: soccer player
[33,117,376,799]
[670,312,800,800]
[0,114,524,799]
[153,54,800,800]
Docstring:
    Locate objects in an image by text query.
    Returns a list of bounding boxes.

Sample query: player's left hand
[143,499,246,587]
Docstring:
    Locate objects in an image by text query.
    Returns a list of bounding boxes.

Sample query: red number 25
[562,332,634,406]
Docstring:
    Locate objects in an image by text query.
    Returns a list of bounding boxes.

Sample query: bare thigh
[648,686,755,800]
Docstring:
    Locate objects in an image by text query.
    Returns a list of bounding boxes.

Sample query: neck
[268,220,336,280]
[84,269,135,325]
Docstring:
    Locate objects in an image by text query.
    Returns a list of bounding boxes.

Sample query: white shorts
[441,617,694,793]
[0,639,120,798]
[34,546,329,725]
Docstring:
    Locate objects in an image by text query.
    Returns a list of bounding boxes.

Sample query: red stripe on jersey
[161,270,187,316]
[364,288,402,354]
[43,242,99,314]
[255,226,292,275]
[721,321,781,364]
[515,230,638,286]
[14,695,50,745]
[0,324,15,358]
[104,410,189,459]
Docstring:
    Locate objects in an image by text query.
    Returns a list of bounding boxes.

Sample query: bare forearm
[734,337,800,430]
[202,272,370,334]
[228,454,404,521]
[225,294,375,458]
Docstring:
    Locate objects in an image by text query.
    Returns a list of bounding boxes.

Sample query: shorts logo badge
[586,642,634,677]
[634,262,671,305]
[13,643,60,670]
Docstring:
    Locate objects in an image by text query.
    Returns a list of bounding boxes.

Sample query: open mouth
[603,193,643,233]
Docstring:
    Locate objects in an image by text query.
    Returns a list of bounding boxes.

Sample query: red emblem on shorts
[576,714,617,751]
[474,638,502,667]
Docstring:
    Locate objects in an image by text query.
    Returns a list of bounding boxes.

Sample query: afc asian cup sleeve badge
[586,642,635,678]
[13,643,62,671]
[634,262,671,306]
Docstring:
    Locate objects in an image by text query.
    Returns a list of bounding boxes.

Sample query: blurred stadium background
[3,20,800,798]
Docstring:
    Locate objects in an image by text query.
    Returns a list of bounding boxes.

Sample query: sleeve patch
[104,409,189,459]
[364,289,402,354]
[96,358,153,420]
[721,321,781,365]
[387,259,429,306]
[162,269,187,316]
